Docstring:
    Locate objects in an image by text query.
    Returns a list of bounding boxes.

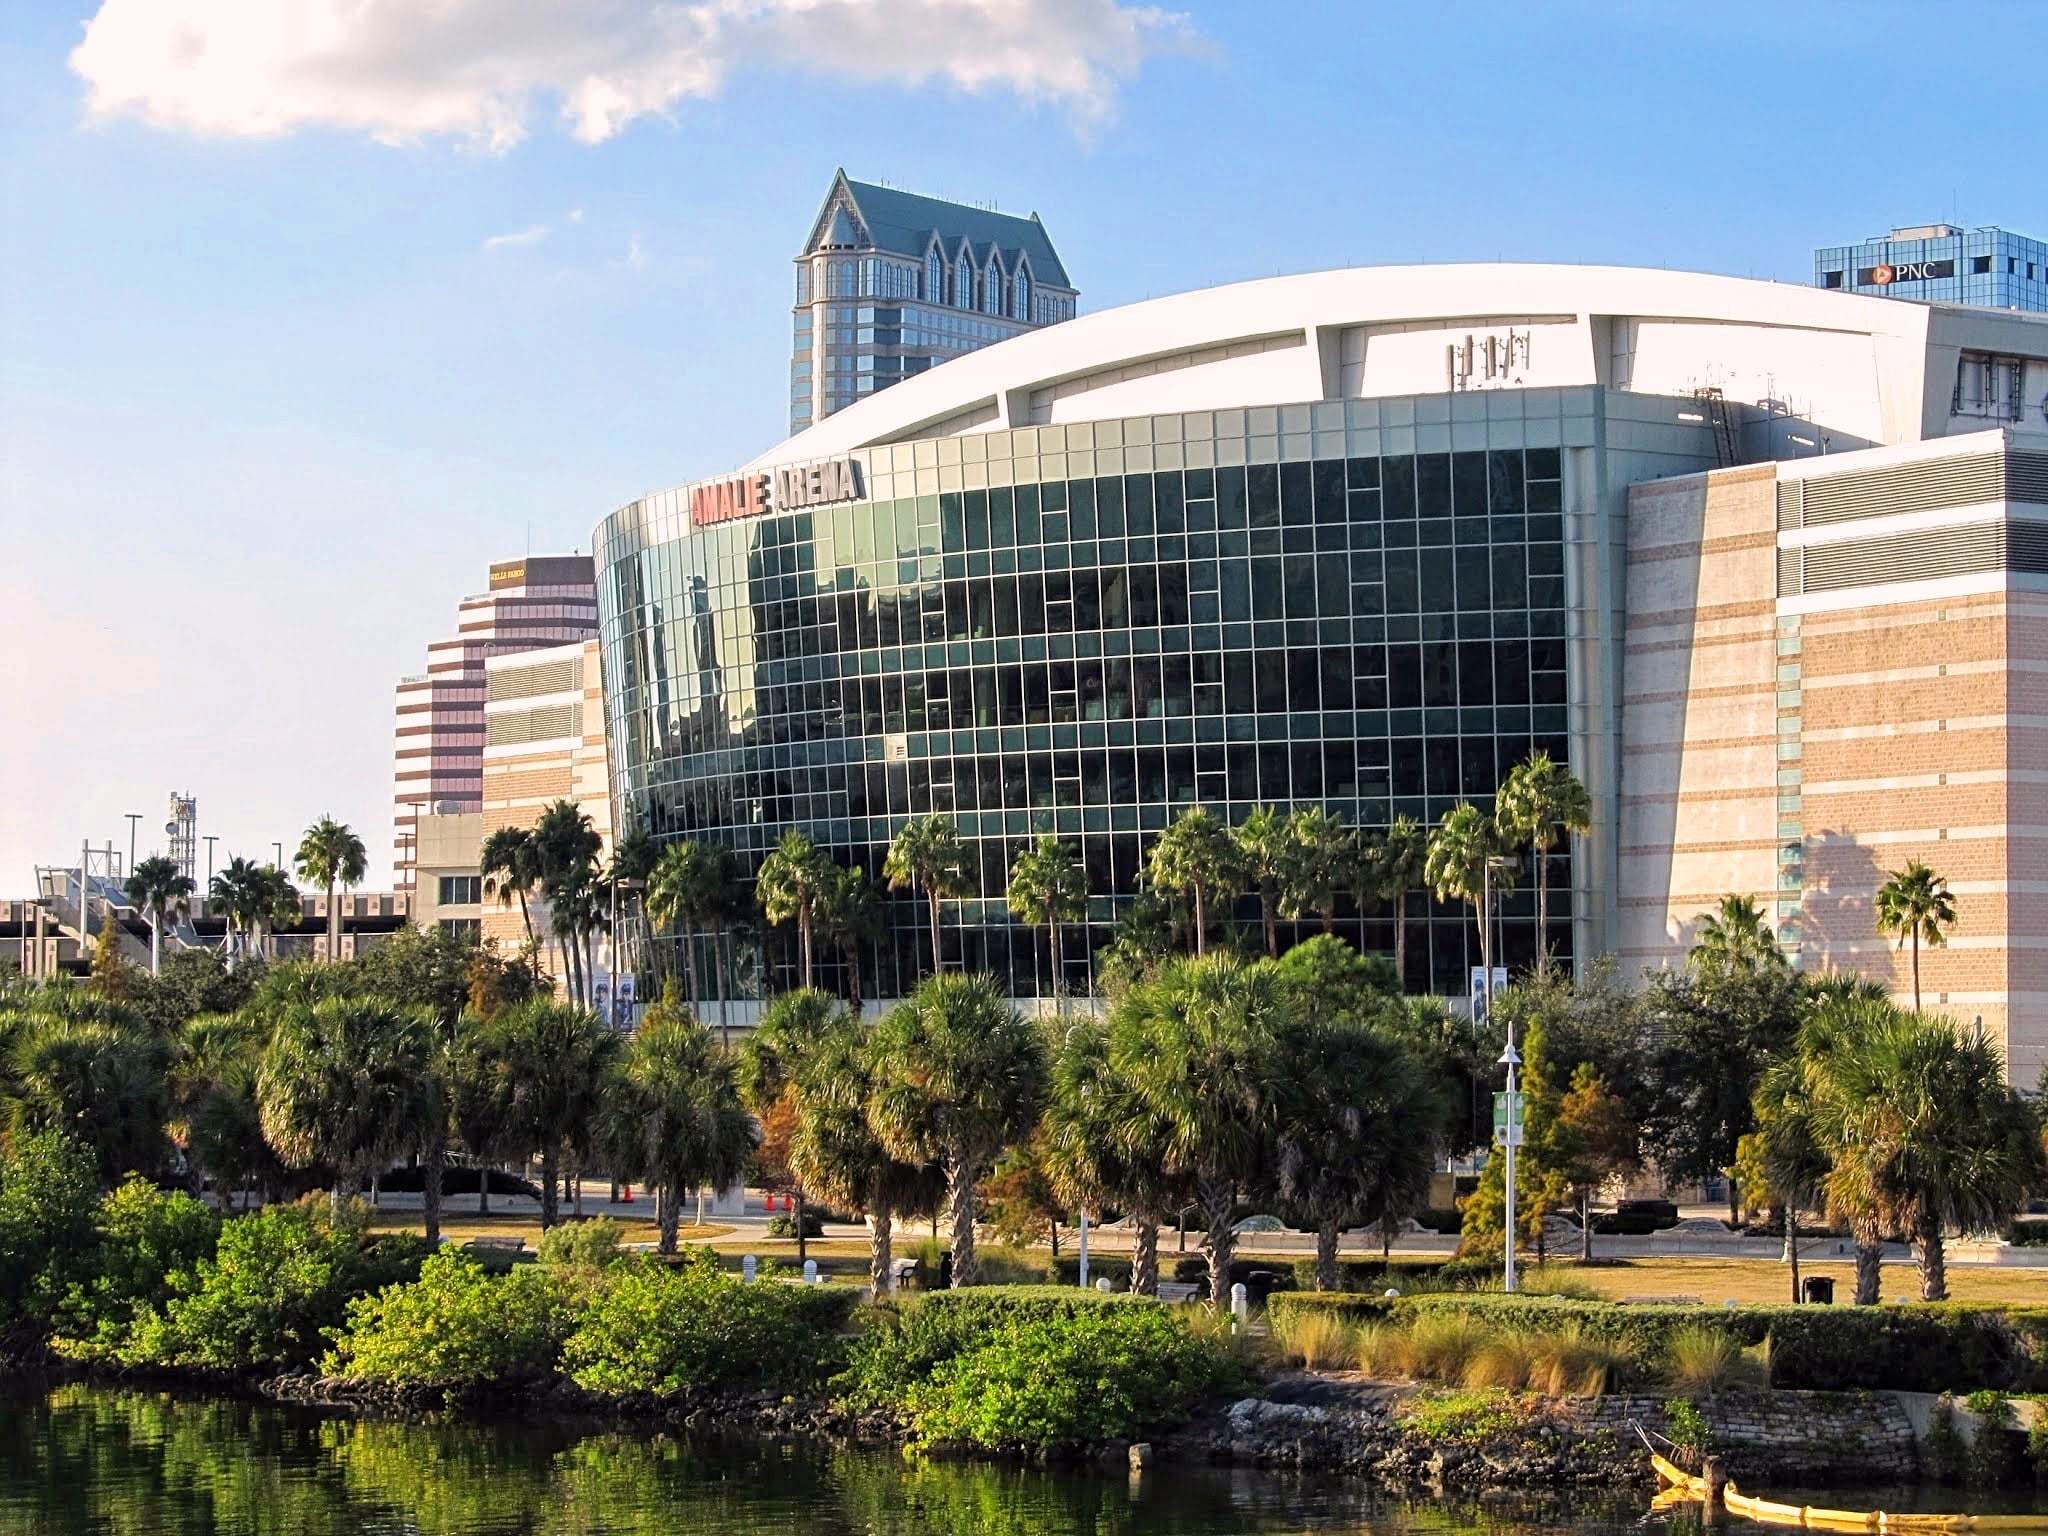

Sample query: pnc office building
[595,264,2048,1079]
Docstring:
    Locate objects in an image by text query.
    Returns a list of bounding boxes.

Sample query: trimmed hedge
[841,1285,1148,1408]
[1266,1291,1396,1326]
[1767,1305,2048,1393]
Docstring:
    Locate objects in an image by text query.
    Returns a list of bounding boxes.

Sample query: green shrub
[0,1131,99,1331]
[54,1177,220,1359]
[841,1285,1146,1408]
[766,1208,823,1240]
[325,1250,577,1386]
[1265,1291,1396,1329]
[119,1198,428,1371]
[536,1218,624,1270]
[1927,1398,1967,1483]
[1765,1305,2048,1393]
[1046,1254,1134,1287]
[563,1252,853,1396]
[898,1303,1237,1451]
[1398,1294,1774,1385]
[1398,1389,1525,1444]
[1664,1396,1710,1460]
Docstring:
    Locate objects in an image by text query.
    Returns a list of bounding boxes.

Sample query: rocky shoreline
[12,1355,1917,1493]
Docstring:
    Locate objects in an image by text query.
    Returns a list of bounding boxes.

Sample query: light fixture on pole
[1499,1028,1522,1295]
[124,813,143,875]
[272,841,284,870]
[203,836,220,887]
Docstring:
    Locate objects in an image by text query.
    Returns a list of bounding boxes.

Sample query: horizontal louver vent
[1777,547,1801,597]
[1794,453,2004,528]
[1799,522,2003,593]
[486,703,582,747]
[489,659,581,702]
[1776,482,1802,531]
[2010,453,2048,506]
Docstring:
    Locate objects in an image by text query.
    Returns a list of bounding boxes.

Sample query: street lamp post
[203,836,220,887]
[124,813,142,876]
[1500,1025,1522,1295]
[272,841,284,871]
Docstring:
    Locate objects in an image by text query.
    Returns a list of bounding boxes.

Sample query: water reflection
[2,1382,1656,1536]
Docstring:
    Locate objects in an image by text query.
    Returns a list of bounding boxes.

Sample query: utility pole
[204,836,220,887]
[124,813,142,875]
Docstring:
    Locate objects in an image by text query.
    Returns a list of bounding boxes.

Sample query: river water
[0,1381,1687,1536]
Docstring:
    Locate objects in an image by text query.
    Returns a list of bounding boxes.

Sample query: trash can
[1802,1275,1834,1305]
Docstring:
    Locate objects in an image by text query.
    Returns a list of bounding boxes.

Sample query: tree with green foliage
[1549,1063,1638,1262]
[733,986,850,1256]
[1425,802,1514,1004]
[1272,1005,1446,1287]
[55,1177,221,1360]
[1643,927,1805,1225]
[867,972,1046,1287]
[1232,805,1291,957]
[1807,1001,2045,1301]
[1694,894,1781,972]
[0,1131,100,1331]
[5,991,169,1184]
[885,814,974,976]
[128,948,255,1037]
[1494,751,1591,966]
[471,998,618,1228]
[295,816,367,964]
[480,825,542,946]
[1876,860,1958,1014]
[257,996,437,1211]
[1279,805,1354,937]
[821,864,885,1006]
[533,801,605,1005]
[1145,807,1241,957]
[757,830,832,990]
[1368,814,1430,991]
[87,922,135,1001]
[1094,889,1179,994]
[124,855,195,978]
[172,1009,291,1209]
[1111,953,1284,1311]
[1459,1011,1569,1260]
[599,993,756,1252]
[646,839,745,1040]
[782,1009,942,1294]
[1007,835,1088,1012]
[1042,1015,1187,1295]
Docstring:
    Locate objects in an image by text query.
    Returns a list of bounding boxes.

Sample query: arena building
[593,263,2048,1074]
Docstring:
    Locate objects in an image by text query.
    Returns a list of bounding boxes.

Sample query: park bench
[1156,1281,1200,1303]
[462,1237,526,1254]
[888,1258,920,1289]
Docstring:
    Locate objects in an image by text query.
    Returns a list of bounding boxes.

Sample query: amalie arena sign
[690,458,865,528]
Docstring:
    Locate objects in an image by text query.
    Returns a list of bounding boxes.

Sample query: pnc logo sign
[1860,259,1954,286]
[690,459,864,528]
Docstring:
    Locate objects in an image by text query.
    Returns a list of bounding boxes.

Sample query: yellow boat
[1650,1452,2048,1531]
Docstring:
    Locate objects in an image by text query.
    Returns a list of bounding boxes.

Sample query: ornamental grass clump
[1461,1332,1540,1391]
[1526,1324,1631,1397]
[1404,1313,1487,1383]
[1351,1321,1410,1378]
[1664,1323,1742,1395]
[1270,1305,1356,1371]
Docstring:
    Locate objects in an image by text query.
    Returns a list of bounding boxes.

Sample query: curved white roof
[747,262,1985,469]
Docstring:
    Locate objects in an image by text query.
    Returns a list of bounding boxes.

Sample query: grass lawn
[1541,1257,2048,1307]
[365,1211,733,1248]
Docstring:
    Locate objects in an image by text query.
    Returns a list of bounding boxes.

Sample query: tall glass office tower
[789,170,1078,433]
[1815,223,2048,312]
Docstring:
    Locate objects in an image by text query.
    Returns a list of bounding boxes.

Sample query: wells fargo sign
[691,458,864,528]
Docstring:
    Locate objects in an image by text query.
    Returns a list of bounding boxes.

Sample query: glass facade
[1815,226,2048,312]
[597,398,1589,1005]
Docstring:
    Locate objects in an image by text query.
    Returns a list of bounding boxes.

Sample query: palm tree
[446,1011,513,1217]
[1111,953,1285,1313]
[1493,752,1591,966]
[821,864,884,1007]
[533,801,604,1002]
[1233,805,1290,957]
[294,816,367,963]
[1007,835,1088,1013]
[256,995,437,1210]
[1694,894,1781,973]
[481,826,542,946]
[7,995,170,1184]
[174,1011,290,1210]
[1371,815,1429,992]
[124,855,194,977]
[884,814,973,976]
[473,997,619,1227]
[1875,861,1957,1013]
[647,839,747,1037]
[209,857,276,966]
[783,1010,944,1294]
[1808,1003,2044,1302]
[1279,804,1354,936]
[1042,1016,1186,1295]
[866,972,1047,1287]
[599,993,757,1252]
[1424,803,1513,1012]
[1146,807,1242,957]
[1274,1017,1445,1291]
[758,830,832,989]
[735,986,852,1259]
[647,840,708,1013]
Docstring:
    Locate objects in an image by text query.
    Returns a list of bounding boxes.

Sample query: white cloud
[567,207,585,223]
[482,223,550,250]
[626,233,647,271]
[69,0,1193,150]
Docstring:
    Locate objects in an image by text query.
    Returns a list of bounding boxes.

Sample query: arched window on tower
[926,248,942,302]
[985,258,1002,316]
[956,253,973,310]
[1012,267,1029,321]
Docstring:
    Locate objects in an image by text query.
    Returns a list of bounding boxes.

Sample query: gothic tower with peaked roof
[789,169,1078,433]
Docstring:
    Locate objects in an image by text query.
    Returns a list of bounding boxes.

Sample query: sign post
[1498,1031,1523,1294]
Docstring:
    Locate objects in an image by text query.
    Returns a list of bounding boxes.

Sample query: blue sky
[4,0,2044,889]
